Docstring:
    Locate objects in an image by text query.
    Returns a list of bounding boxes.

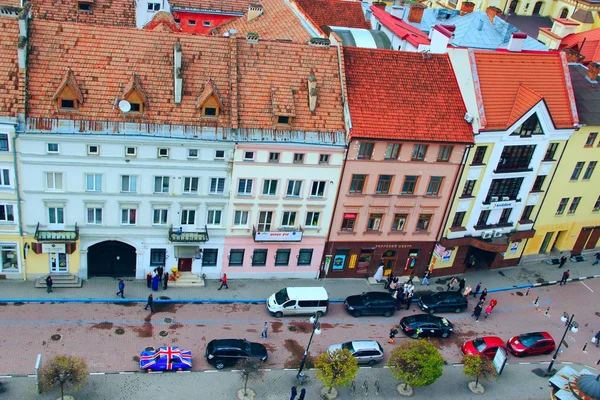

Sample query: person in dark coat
[146,272,152,288]
[471,301,483,322]
[116,279,125,298]
[473,282,482,297]
[395,290,404,310]
[458,278,466,292]
[163,272,169,290]
[45,276,53,293]
[144,294,154,313]
[406,272,415,285]
[479,288,488,303]
[298,388,306,400]
[559,255,568,268]
[405,291,414,311]
[560,270,570,286]
[595,330,600,347]
[290,386,297,400]
[156,265,164,283]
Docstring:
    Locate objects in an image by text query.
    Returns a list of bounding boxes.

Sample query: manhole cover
[51,334,62,341]
[164,318,173,324]
[115,328,125,335]
[159,331,168,337]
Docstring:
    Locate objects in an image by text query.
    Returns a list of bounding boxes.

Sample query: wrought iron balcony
[168,225,209,243]
[34,222,79,242]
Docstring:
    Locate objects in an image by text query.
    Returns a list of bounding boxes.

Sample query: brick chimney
[173,41,182,104]
[460,1,475,15]
[588,62,600,82]
[17,5,29,70]
[307,73,317,113]
[507,32,527,52]
[372,2,387,10]
[407,4,426,24]
[247,3,264,22]
[391,6,405,19]
[485,6,502,24]
[430,24,455,54]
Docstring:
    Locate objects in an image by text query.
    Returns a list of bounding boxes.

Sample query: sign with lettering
[491,201,514,209]
[254,231,302,242]
[348,254,357,269]
[42,243,66,253]
[434,244,445,257]
[375,244,411,249]
[509,242,519,253]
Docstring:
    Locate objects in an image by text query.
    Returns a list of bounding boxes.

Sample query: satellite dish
[118,100,131,113]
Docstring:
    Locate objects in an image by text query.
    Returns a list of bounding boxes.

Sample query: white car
[327,340,384,366]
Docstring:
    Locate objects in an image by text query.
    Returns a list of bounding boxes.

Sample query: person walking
[448,277,458,291]
[116,279,125,298]
[156,265,164,284]
[260,322,268,339]
[479,288,488,303]
[559,255,568,268]
[593,252,600,266]
[45,276,53,293]
[458,278,466,293]
[388,327,399,344]
[290,386,297,400]
[405,291,414,311]
[471,301,483,322]
[163,272,169,290]
[473,282,482,297]
[484,304,493,319]
[421,270,431,286]
[218,273,229,290]
[395,290,404,310]
[595,330,600,348]
[298,388,306,400]
[144,294,154,313]
[146,272,152,288]
[560,270,570,286]
[406,272,415,285]
[489,298,498,310]
[463,285,472,298]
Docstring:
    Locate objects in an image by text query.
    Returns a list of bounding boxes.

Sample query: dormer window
[77,0,93,12]
[60,99,75,109]
[130,103,141,112]
[277,116,290,124]
[271,87,295,127]
[122,73,149,115]
[196,78,223,119]
[53,69,84,111]
[204,107,217,117]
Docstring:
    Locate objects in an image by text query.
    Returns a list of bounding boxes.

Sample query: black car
[206,339,268,369]
[344,291,397,318]
[418,291,468,314]
[399,314,454,338]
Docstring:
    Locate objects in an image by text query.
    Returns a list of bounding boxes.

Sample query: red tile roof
[369,5,429,47]
[343,47,473,143]
[0,0,21,8]
[472,51,578,130]
[0,17,23,117]
[559,27,600,64]
[170,0,252,13]
[143,11,183,32]
[30,0,136,27]
[293,0,370,30]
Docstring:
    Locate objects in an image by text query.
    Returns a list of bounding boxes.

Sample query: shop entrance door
[178,258,192,272]
[381,250,396,276]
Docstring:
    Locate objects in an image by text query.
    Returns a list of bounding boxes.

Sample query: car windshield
[341,342,355,352]
[440,318,450,326]
[274,288,289,305]
[403,316,416,324]
[244,340,252,354]
[518,333,543,347]
[472,338,486,352]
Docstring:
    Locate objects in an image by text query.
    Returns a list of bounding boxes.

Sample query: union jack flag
[140,346,192,370]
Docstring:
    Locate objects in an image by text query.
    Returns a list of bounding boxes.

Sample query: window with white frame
[121,175,137,193]
[258,211,273,231]
[281,211,296,227]
[319,154,330,164]
[214,150,225,159]
[207,209,222,225]
[121,208,137,225]
[310,181,326,197]
[183,177,199,194]
[125,146,137,157]
[238,179,253,196]
[0,169,9,186]
[0,204,14,222]
[87,145,99,155]
[46,172,63,190]
[286,180,302,197]
[181,209,196,225]
[147,1,160,11]
[48,207,64,224]
[154,176,170,193]
[209,178,225,194]
[234,210,249,226]
[305,211,320,227]
[153,208,168,225]
[262,179,278,196]
[293,153,304,164]
[85,174,102,192]
[0,134,8,151]
[86,207,102,225]
[158,148,169,158]
[0,244,18,271]
[243,151,255,161]
[188,149,199,158]
[47,143,59,154]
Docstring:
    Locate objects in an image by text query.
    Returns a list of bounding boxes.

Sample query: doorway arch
[87,241,136,277]
[559,7,568,18]
[532,1,544,15]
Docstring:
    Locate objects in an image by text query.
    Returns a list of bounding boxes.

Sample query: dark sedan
[399,314,453,338]
[344,291,397,318]
[206,339,268,369]
[507,332,555,357]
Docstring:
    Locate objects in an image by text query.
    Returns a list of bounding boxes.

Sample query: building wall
[172,11,238,34]
[136,0,172,28]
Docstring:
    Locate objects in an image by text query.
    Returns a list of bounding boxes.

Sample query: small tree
[388,340,444,391]
[40,355,88,400]
[236,358,264,396]
[314,349,359,394]
[463,354,497,388]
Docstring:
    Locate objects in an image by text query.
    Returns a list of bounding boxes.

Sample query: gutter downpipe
[10,124,26,281]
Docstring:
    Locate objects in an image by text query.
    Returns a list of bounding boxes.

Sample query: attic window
[53,69,84,111]
[514,114,543,137]
[204,107,217,117]
[188,19,196,26]
[130,102,141,112]
[60,99,75,109]
[196,79,224,119]
[122,74,149,115]
[277,116,290,124]
[78,3,91,11]
[203,21,211,27]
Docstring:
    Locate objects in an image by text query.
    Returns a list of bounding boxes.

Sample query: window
[48,207,64,224]
[86,174,102,192]
[593,196,600,212]
[585,132,597,146]
[0,204,14,222]
[298,249,313,266]
[258,211,273,231]
[229,249,244,266]
[375,175,392,194]
[150,249,166,266]
[497,145,536,172]
[55,98,74,109]
[514,114,543,136]
[121,175,137,193]
[207,209,222,225]
[181,209,196,225]
[568,197,581,214]
[462,180,475,197]
[310,181,326,197]
[426,176,443,195]
[202,20,212,27]
[498,208,512,224]
[147,2,160,11]
[209,178,225,194]
[281,211,296,227]
[305,212,320,227]
[252,249,267,266]
[349,174,366,194]
[532,175,546,191]
[0,244,18,271]
[158,148,169,158]
[234,210,249,226]
[238,179,253,196]
[0,169,9,186]
[341,213,356,231]
[0,134,8,151]
[437,145,453,162]
[570,162,585,180]
[47,143,59,154]
[391,214,407,231]
[358,142,374,159]
[86,207,102,224]
[188,19,196,26]
[521,205,534,221]
[411,144,428,161]
[286,180,302,197]
[416,214,432,231]
[215,150,225,159]
[451,211,465,228]
[319,154,330,164]
[293,153,304,164]
[275,249,291,266]
[583,161,597,180]
[202,249,218,266]
[154,176,170,193]
[243,151,255,161]
[269,152,280,163]
[402,176,418,195]
[125,146,137,157]
[183,177,199,194]
[544,143,559,161]
[262,180,278,196]
[87,145,99,155]
[188,149,199,158]
[559,7,568,18]
[153,209,168,225]
[277,116,290,124]
[472,146,487,164]
[477,210,490,226]
[367,214,382,231]
[385,143,401,159]
[46,172,63,190]
[121,208,136,225]
[485,177,524,203]
[556,198,569,215]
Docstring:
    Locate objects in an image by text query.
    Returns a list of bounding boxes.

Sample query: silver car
[327,340,384,366]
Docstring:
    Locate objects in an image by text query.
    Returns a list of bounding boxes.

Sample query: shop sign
[375,244,411,249]
[348,254,357,269]
[509,242,519,253]
[42,243,66,253]
[491,201,514,209]
[254,231,302,242]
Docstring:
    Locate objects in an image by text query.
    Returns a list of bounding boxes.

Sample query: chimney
[307,73,317,113]
[430,24,455,54]
[372,2,386,10]
[460,1,475,15]
[17,5,29,70]
[507,32,527,52]
[173,41,182,104]
[246,32,259,44]
[247,3,264,22]
[485,6,502,25]
[308,37,331,48]
[587,62,600,82]
[391,6,404,19]
[407,4,425,24]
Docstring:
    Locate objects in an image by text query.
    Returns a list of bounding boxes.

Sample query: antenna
[118,100,131,113]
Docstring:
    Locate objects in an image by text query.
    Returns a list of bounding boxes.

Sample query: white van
[267,287,329,318]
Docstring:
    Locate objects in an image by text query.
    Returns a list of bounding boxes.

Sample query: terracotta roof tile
[343,47,473,143]
[30,0,136,27]
[271,87,296,117]
[0,1,21,8]
[170,0,252,13]
[472,51,578,130]
[369,5,429,47]
[293,0,370,30]
[506,84,542,127]
[143,11,183,32]
[0,16,23,117]
[560,27,600,64]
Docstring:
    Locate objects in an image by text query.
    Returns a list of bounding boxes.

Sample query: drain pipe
[10,125,26,281]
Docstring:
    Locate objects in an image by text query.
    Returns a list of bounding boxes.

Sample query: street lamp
[546,313,578,376]
[297,313,322,384]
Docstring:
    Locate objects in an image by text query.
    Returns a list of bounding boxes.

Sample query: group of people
[385,273,416,311]
[146,265,169,291]
[469,285,497,322]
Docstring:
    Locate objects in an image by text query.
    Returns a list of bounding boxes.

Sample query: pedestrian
[470,255,476,268]
[479,288,488,303]
[405,291,414,311]
[388,327,399,344]
[144,294,154,313]
[45,276,53,293]
[422,270,431,286]
[395,290,404,310]
[489,298,498,310]
[218,273,229,290]
[448,277,458,291]
[388,277,399,295]
[146,272,152,288]
[151,271,159,291]
[595,330,600,348]
[471,301,483,322]
[116,279,125,298]
[559,255,567,268]
[385,273,394,290]
[406,272,415,285]
[473,282,482,297]
[458,278,466,293]
[290,386,297,400]
[261,322,268,339]
[593,252,600,266]
[560,269,570,286]
[156,265,164,284]
[298,388,306,400]
[463,285,472,298]
[484,304,493,319]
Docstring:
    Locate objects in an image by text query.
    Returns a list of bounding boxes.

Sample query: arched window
[559,8,568,18]
[532,1,543,15]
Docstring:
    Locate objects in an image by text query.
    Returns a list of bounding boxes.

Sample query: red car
[462,336,508,359]
[507,332,555,357]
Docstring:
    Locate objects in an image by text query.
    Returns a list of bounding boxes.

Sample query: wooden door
[584,227,600,250]
[178,258,192,272]
[572,228,592,255]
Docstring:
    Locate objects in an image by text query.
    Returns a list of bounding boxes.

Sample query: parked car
[399,314,453,338]
[206,339,268,369]
[327,340,384,366]
[417,291,468,314]
[462,336,508,359]
[507,332,555,357]
[139,346,192,371]
[344,291,397,318]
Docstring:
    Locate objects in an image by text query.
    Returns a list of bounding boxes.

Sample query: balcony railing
[34,222,79,241]
[168,225,209,243]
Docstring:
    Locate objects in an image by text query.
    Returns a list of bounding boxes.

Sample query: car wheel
[215,360,225,370]
[442,332,449,338]
[411,333,419,339]
[383,310,393,317]
[316,311,324,317]
[145,368,152,373]
[274,311,283,318]
[368,360,377,366]
[454,307,462,313]
[353,310,363,318]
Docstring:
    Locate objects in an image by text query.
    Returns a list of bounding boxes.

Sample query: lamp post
[546,313,577,376]
[297,313,321,384]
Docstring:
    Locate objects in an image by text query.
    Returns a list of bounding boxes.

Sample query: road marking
[119,372,134,375]
[90,372,105,376]
[518,362,531,365]
[580,281,594,292]
[204,370,219,373]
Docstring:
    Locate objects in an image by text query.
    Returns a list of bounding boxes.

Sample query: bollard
[583,343,588,352]
[525,287,530,296]
[544,307,550,317]
[533,297,539,306]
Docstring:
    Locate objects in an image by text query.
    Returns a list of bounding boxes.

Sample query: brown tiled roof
[170,0,251,13]
[560,27,600,64]
[143,11,183,32]
[0,0,21,8]
[343,47,473,143]
[0,16,23,117]
[506,84,543,128]
[30,0,136,27]
[293,0,370,30]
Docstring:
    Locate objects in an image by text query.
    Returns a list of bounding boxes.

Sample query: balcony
[34,222,79,242]
[168,225,209,243]
[253,226,303,242]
